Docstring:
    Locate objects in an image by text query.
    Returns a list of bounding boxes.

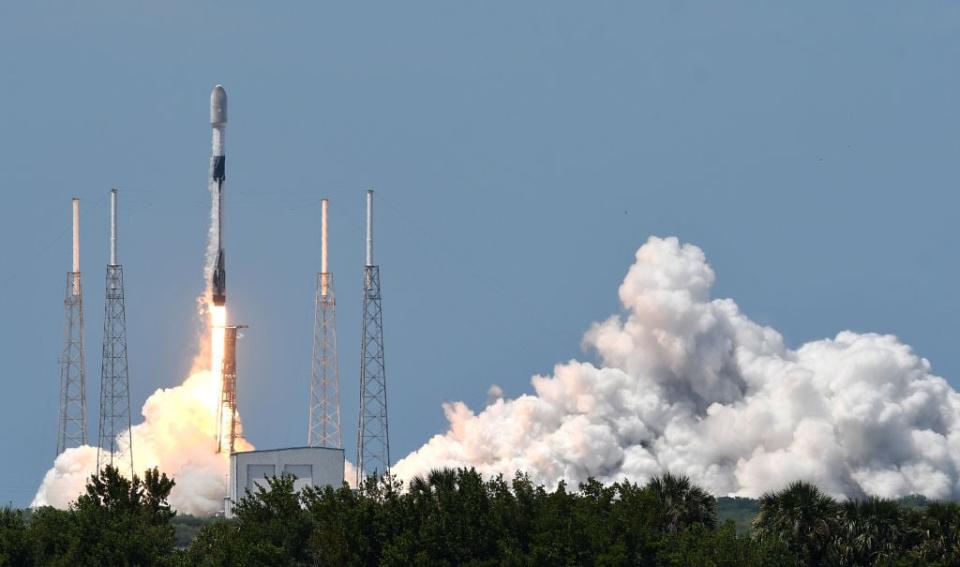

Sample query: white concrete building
[225,446,345,517]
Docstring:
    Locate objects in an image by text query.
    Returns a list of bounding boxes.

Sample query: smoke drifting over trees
[33,236,960,515]
[394,236,960,500]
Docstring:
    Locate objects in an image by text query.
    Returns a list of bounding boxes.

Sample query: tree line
[2,465,960,565]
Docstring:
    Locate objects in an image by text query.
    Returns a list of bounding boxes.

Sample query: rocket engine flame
[32,123,251,515]
[210,304,226,405]
[32,301,251,515]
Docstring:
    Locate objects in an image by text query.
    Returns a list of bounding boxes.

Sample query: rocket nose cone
[211,85,227,126]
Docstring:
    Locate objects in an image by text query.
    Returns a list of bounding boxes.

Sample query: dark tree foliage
[7,467,960,566]
[178,519,253,566]
[898,501,960,565]
[0,508,29,566]
[232,474,313,565]
[170,514,209,548]
[197,470,791,566]
[22,506,73,566]
[646,472,717,533]
[658,522,794,566]
[63,465,176,566]
[1,465,176,567]
[838,496,909,565]
[752,482,960,566]
[753,480,841,565]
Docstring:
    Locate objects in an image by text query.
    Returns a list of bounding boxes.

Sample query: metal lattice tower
[97,189,134,475]
[217,325,246,454]
[357,190,389,484]
[309,199,342,448]
[58,198,87,455]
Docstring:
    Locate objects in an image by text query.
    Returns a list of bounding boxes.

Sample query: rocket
[210,85,227,306]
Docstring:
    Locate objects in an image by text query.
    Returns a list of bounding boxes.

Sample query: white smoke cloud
[394,236,960,500]
[32,370,253,516]
[32,173,251,516]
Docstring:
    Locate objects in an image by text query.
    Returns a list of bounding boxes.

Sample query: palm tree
[913,501,960,563]
[645,472,717,532]
[837,496,904,566]
[406,468,496,563]
[752,480,840,565]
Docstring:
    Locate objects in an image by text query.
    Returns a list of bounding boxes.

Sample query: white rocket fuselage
[210,85,227,306]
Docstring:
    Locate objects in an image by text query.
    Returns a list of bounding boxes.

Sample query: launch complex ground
[50,85,386,513]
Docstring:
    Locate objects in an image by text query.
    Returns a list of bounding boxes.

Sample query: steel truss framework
[97,264,134,475]
[309,272,342,448]
[217,326,241,454]
[58,272,87,454]
[357,265,389,484]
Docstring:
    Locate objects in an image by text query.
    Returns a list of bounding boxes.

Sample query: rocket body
[210,85,227,306]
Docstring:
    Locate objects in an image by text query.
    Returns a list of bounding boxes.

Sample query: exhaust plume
[33,180,252,516]
[394,236,960,500]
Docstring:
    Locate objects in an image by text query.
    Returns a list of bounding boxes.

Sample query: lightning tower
[97,189,134,474]
[357,190,389,483]
[58,198,87,454]
[309,199,342,448]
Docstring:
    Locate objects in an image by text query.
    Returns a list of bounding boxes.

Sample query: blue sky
[2,1,960,506]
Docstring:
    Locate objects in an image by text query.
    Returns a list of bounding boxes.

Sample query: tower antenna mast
[357,190,389,484]
[58,198,87,454]
[97,189,134,475]
[309,199,342,448]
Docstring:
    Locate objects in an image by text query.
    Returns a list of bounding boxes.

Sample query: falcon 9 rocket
[210,85,227,306]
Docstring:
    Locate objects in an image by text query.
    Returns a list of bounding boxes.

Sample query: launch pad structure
[97,189,134,475]
[224,446,344,518]
[49,87,396,503]
[217,324,247,455]
[309,198,342,449]
[58,198,87,455]
[357,190,390,483]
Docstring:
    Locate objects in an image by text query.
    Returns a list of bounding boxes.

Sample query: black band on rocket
[213,156,226,181]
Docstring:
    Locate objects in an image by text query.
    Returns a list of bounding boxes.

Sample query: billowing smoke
[32,368,252,515]
[394,236,960,500]
[32,177,253,516]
